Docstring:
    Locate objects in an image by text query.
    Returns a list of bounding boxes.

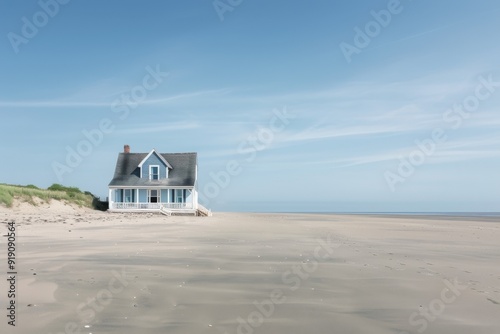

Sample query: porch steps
[159,206,172,216]
[196,205,212,217]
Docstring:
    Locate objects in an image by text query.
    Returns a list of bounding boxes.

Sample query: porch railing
[111,202,193,210]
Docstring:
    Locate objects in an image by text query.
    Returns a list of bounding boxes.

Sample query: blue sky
[1,0,499,212]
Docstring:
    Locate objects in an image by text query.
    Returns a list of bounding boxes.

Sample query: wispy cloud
[303,134,500,168]
[281,105,438,144]
[0,89,230,108]
[231,74,473,107]
[286,124,407,143]
[372,6,500,52]
[0,100,111,108]
[114,121,200,135]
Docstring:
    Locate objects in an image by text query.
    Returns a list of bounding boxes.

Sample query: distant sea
[295,212,500,217]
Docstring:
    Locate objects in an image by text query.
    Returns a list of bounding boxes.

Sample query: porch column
[108,188,113,209]
[191,188,195,209]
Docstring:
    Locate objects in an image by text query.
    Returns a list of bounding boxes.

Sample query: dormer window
[150,165,159,180]
[138,149,173,180]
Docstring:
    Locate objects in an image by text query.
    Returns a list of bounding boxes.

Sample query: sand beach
[0,203,499,334]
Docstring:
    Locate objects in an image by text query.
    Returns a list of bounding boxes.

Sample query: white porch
[108,187,198,214]
[110,202,193,210]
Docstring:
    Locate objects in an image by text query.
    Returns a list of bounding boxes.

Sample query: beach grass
[0,183,94,208]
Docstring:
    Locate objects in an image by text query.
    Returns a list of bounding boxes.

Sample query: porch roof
[108,152,197,187]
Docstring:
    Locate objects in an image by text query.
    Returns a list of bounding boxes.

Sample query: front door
[148,189,160,203]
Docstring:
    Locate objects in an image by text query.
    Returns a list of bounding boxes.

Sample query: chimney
[124,145,130,153]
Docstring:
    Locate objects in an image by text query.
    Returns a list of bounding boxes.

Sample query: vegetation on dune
[0,183,96,209]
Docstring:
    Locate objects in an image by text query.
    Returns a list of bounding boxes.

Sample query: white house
[108,145,209,216]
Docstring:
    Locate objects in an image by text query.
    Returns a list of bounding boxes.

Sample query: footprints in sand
[354,246,500,304]
[487,298,499,305]
[416,267,438,276]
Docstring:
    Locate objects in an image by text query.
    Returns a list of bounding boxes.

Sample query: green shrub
[0,183,93,208]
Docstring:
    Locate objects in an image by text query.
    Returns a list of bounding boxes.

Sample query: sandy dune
[0,205,499,334]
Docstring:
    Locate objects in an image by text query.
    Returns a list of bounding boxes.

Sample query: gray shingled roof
[108,152,197,187]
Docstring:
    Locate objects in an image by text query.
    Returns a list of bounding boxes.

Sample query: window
[175,189,184,203]
[148,189,159,203]
[150,166,159,180]
[124,189,133,203]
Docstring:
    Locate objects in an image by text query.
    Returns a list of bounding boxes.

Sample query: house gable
[108,149,197,188]
[138,149,171,180]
